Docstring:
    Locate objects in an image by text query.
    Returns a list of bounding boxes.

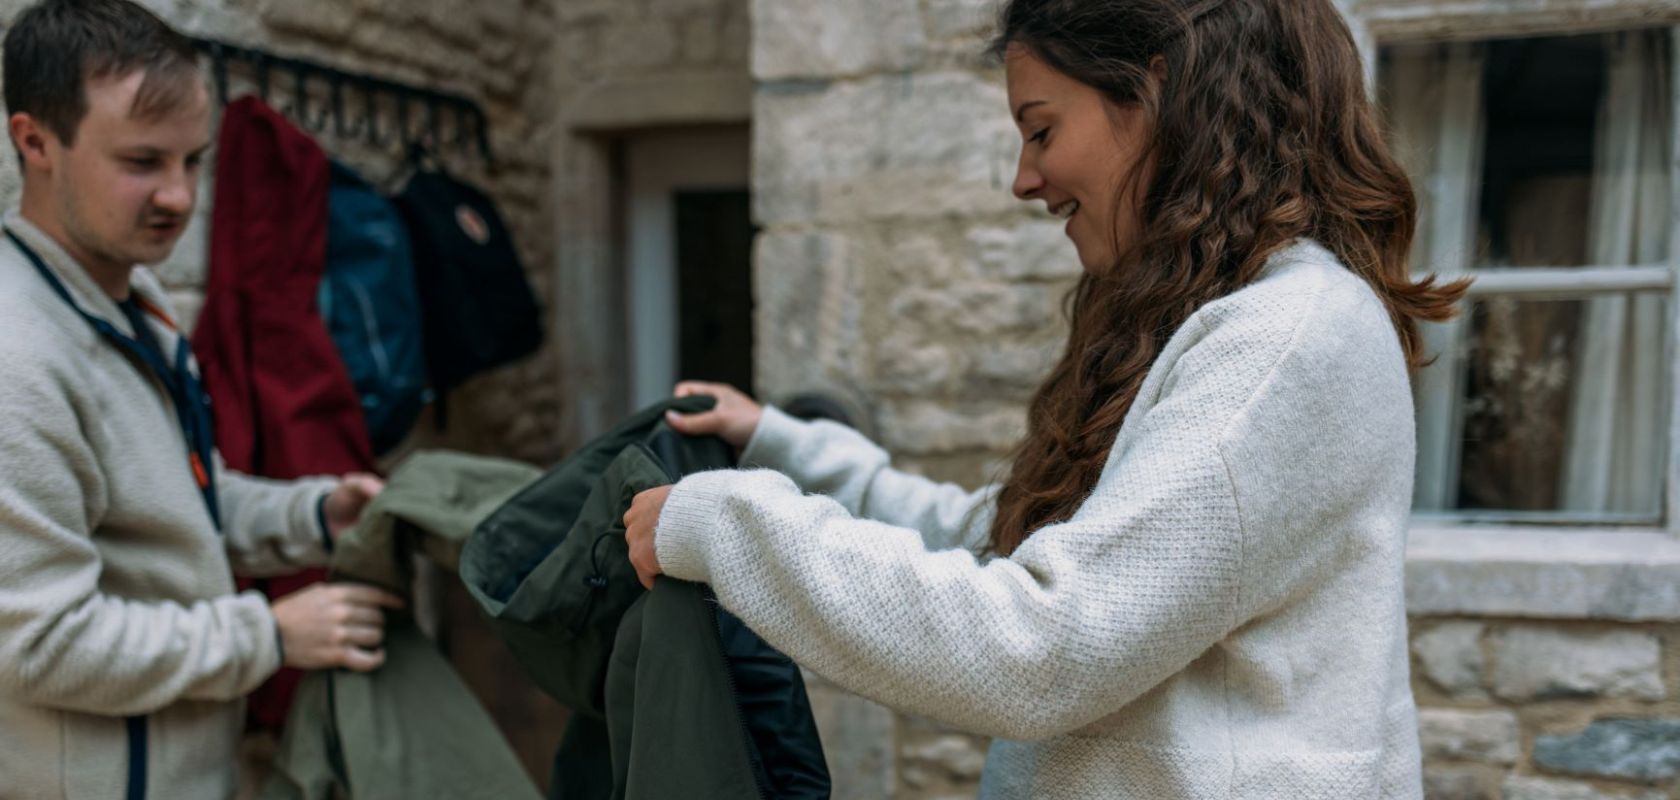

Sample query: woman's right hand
[667,381,763,450]
[270,583,405,672]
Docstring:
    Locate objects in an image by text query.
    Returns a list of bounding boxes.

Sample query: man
[0,2,403,797]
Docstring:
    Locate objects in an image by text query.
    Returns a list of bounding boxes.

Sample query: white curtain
[1387,43,1486,511]
[1560,30,1673,514]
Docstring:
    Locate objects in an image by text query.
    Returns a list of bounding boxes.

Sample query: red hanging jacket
[192,96,376,729]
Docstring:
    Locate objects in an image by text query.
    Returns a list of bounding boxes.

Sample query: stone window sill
[1405,524,1680,622]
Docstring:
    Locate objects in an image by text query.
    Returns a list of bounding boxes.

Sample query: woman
[624,0,1466,796]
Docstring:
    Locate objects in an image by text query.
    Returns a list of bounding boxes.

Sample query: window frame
[1362,8,1680,534]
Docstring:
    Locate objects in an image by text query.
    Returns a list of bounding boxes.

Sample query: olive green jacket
[462,398,830,800]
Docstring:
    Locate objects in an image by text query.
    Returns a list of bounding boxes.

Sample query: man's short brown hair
[3,0,202,146]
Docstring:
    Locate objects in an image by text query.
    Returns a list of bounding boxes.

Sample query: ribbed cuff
[655,473,732,582]
[739,405,805,469]
[239,591,286,683]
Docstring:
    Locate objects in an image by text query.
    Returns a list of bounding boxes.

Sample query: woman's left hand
[624,485,674,590]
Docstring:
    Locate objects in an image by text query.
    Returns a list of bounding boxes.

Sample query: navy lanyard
[5,229,222,531]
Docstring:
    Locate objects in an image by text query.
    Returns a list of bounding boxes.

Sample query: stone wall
[1413,619,1680,799]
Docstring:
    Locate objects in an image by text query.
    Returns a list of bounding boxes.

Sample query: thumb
[345,473,384,498]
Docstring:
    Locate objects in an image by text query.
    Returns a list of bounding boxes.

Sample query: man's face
[48,69,210,271]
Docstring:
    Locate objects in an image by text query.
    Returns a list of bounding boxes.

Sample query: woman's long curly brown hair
[985,0,1470,556]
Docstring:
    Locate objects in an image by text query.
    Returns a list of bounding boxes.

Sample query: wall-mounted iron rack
[191,36,493,164]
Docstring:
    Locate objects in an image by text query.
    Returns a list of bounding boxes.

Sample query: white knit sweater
[656,239,1423,799]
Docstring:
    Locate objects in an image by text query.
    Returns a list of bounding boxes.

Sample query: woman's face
[1005,44,1153,274]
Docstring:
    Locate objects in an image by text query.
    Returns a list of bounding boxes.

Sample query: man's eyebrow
[1014,100,1047,123]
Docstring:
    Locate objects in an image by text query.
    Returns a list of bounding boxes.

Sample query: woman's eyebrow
[1014,100,1048,123]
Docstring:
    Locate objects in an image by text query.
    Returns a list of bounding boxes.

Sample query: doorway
[624,127,755,409]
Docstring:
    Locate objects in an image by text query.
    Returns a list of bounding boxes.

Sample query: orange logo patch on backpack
[456,205,491,245]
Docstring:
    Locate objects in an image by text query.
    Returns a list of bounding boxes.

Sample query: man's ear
[9,113,55,173]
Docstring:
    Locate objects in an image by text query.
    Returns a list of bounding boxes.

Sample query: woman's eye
[1029,128,1050,145]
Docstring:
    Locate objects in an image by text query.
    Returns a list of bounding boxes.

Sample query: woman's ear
[1149,55,1169,84]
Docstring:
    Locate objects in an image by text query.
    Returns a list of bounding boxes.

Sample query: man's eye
[124,157,160,169]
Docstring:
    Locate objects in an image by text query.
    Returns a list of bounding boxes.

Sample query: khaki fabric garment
[263,450,543,800]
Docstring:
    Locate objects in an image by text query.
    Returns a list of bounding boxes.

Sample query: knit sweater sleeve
[216,465,336,577]
[656,280,1377,741]
[0,355,282,716]
[740,406,997,554]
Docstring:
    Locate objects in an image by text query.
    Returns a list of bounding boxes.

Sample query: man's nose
[151,169,194,214]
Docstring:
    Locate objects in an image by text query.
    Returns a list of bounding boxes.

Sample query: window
[1377,29,1675,524]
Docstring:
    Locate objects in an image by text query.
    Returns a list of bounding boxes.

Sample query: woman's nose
[1012,155,1044,201]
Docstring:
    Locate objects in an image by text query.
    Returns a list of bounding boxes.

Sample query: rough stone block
[1412,620,1488,698]
[1403,528,1680,622]
[924,0,1001,40]
[755,72,1019,225]
[966,220,1082,282]
[1489,626,1664,702]
[1422,765,1494,800]
[754,230,866,399]
[1502,775,1667,800]
[876,400,1026,454]
[872,337,959,395]
[477,0,524,35]
[887,283,1055,336]
[681,16,721,64]
[258,0,355,40]
[1532,718,1680,783]
[967,339,1059,390]
[805,685,897,800]
[753,0,925,80]
[1417,708,1519,765]
[903,734,987,780]
[601,19,680,71]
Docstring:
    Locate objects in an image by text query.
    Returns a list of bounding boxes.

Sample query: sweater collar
[3,209,178,341]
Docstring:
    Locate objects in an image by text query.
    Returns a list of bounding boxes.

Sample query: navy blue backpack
[320,162,430,455]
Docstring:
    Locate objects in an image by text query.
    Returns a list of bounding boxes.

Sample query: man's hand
[624,485,673,590]
[271,583,405,671]
[323,473,384,540]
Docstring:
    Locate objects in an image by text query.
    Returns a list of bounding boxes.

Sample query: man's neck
[18,194,133,301]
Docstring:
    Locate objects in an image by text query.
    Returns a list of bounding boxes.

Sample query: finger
[665,409,722,434]
[673,381,722,398]
[341,604,383,626]
[636,566,654,591]
[344,624,383,649]
[341,646,386,673]
[338,584,406,610]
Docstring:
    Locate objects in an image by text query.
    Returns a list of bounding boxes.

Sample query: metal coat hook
[191,36,495,165]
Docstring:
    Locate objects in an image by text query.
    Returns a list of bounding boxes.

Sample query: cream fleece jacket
[655,239,1424,799]
[0,212,337,800]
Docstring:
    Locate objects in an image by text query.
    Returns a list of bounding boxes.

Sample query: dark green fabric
[461,398,830,800]
[263,451,544,800]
